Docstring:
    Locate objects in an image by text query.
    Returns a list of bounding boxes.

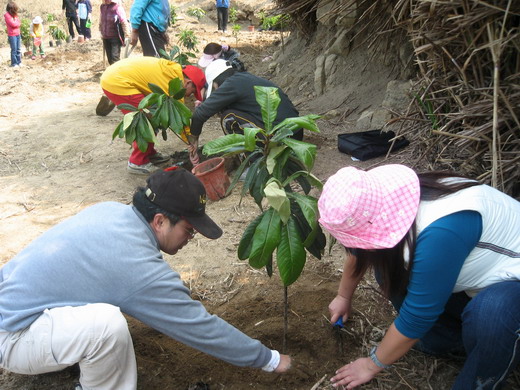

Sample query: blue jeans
[8,35,22,66]
[389,281,520,389]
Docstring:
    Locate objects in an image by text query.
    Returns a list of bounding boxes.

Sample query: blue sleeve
[130,0,150,29]
[394,210,482,339]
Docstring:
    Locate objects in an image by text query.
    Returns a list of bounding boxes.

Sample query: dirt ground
[1,1,519,389]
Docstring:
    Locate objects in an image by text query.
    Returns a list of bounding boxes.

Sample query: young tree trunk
[283,286,288,353]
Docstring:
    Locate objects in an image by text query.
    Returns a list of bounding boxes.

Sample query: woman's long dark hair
[351,171,481,298]
[6,2,19,16]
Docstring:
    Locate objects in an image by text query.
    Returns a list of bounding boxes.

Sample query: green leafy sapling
[112,78,192,152]
[202,86,326,286]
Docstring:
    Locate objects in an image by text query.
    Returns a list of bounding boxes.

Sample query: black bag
[115,16,125,45]
[337,130,409,161]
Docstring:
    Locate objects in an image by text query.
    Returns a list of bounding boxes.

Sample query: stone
[382,80,413,112]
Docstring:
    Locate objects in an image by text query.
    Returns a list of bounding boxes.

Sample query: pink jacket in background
[99,2,128,39]
[4,12,21,36]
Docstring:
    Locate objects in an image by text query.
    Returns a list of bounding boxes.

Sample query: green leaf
[272,148,292,180]
[241,155,264,199]
[202,134,246,156]
[264,180,290,223]
[282,170,323,190]
[123,111,138,131]
[254,86,280,133]
[117,103,138,112]
[237,213,264,260]
[112,121,124,140]
[148,83,166,95]
[290,201,325,259]
[138,93,159,110]
[226,150,262,196]
[266,144,287,174]
[135,130,149,152]
[271,128,294,143]
[249,163,268,208]
[168,78,183,97]
[244,127,261,152]
[249,209,282,269]
[173,88,187,100]
[141,115,157,143]
[167,99,183,134]
[272,115,321,134]
[124,122,136,145]
[277,218,306,286]
[287,192,319,233]
[281,138,317,170]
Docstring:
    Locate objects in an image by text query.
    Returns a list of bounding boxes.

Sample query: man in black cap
[0,167,291,389]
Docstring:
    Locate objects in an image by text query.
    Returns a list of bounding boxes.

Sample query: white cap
[205,59,232,99]
[33,16,43,24]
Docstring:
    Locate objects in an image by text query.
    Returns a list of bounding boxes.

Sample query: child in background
[4,2,22,68]
[77,0,92,40]
[30,16,45,59]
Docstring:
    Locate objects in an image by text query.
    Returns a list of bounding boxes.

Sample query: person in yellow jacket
[100,56,206,174]
[30,16,45,59]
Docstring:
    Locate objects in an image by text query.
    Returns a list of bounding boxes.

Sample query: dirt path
[0,2,478,389]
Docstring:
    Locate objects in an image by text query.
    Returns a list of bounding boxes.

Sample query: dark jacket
[190,72,298,136]
[62,0,77,17]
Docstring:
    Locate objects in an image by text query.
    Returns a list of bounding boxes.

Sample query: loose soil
[1,1,518,389]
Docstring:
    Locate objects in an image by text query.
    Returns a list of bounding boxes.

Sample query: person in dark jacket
[62,0,80,39]
[187,59,303,166]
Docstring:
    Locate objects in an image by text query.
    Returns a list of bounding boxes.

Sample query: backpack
[337,129,409,161]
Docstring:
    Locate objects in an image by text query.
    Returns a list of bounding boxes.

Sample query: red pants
[103,89,157,165]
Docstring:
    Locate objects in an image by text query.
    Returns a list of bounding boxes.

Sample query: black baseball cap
[145,167,223,239]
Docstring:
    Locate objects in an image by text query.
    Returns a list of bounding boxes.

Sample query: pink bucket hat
[318,165,420,249]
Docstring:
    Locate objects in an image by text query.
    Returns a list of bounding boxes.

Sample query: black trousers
[103,38,122,65]
[79,18,91,39]
[217,7,228,32]
[138,21,166,57]
[220,109,303,141]
[66,16,81,39]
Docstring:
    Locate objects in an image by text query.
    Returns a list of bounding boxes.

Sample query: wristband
[261,350,280,372]
[369,347,393,369]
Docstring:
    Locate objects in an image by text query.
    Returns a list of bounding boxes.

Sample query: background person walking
[62,0,81,39]
[129,0,169,57]
[216,0,229,33]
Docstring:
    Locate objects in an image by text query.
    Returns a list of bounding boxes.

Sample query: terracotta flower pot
[248,25,255,32]
[192,157,230,201]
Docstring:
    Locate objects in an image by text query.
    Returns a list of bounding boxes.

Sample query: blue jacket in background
[216,0,230,8]
[130,0,170,32]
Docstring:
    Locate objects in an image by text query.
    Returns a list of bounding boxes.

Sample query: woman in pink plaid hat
[318,164,519,390]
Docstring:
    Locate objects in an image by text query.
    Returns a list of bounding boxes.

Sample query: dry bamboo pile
[392,0,520,198]
[274,0,519,198]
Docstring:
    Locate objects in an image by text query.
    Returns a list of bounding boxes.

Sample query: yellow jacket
[100,57,183,96]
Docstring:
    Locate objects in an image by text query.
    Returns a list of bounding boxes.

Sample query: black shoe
[149,152,171,165]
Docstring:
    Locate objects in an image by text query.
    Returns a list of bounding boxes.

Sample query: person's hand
[274,354,291,373]
[187,135,199,166]
[194,100,202,108]
[130,28,139,46]
[329,294,352,324]
[331,357,382,389]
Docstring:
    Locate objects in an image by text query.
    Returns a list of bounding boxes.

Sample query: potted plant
[202,86,325,350]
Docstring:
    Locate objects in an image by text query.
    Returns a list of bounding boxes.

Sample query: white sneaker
[127,162,156,175]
